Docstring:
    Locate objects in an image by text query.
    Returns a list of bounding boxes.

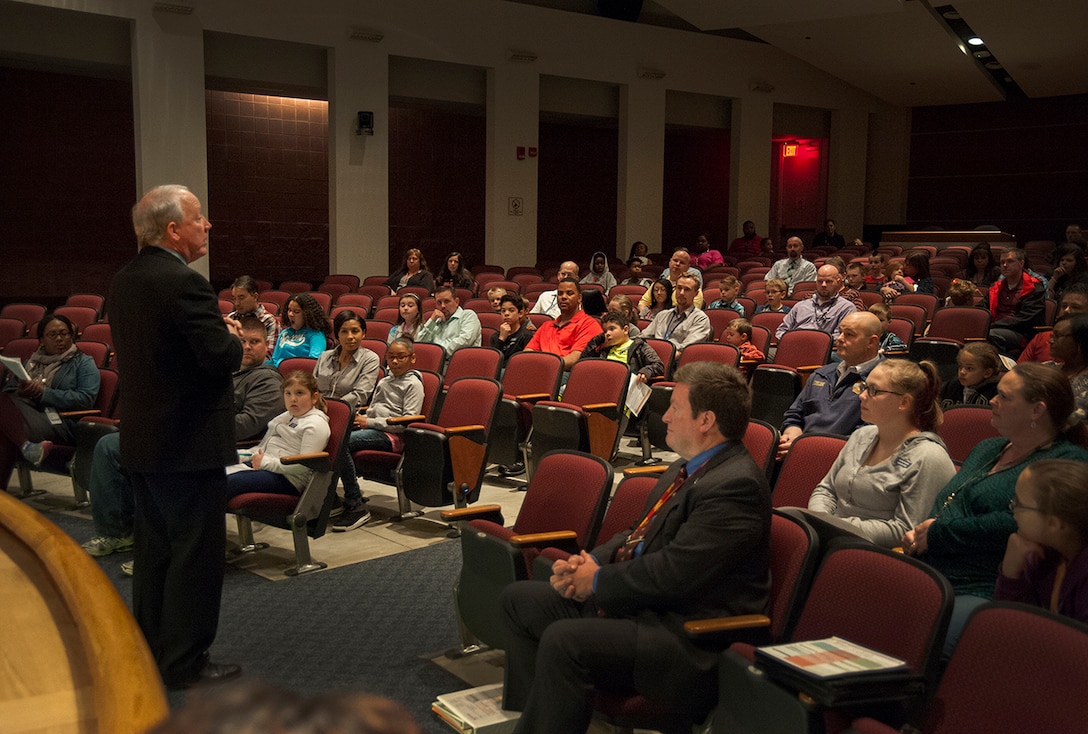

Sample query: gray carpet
[46,508,476,733]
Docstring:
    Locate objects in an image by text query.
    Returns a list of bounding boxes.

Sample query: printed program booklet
[432,683,521,734]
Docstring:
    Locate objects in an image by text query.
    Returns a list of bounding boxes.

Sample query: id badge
[45,408,63,426]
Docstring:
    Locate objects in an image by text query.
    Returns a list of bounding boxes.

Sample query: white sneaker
[120,560,134,576]
[82,534,134,557]
[21,440,53,466]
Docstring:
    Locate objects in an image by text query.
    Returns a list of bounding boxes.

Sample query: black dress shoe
[168,661,242,690]
[499,462,525,477]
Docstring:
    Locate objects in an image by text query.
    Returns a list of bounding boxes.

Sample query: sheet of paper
[625,375,652,416]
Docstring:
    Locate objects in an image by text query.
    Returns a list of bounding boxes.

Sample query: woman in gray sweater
[806,359,956,548]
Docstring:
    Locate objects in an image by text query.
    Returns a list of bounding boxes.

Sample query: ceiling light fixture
[967,36,984,46]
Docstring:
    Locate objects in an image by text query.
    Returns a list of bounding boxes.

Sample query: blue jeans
[225,468,297,500]
[943,594,990,658]
[339,428,394,508]
[89,432,134,538]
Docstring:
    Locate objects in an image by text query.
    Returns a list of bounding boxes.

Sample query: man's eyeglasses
[852,381,904,398]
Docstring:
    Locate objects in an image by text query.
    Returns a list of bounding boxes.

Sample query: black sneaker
[498,462,525,477]
[331,507,371,531]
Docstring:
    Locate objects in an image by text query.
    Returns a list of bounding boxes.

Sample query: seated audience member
[880,259,915,300]
[627,240,650,266]
[812,218,846,250]
[0,313,99,490]
[940,341,1002,409]
[1049,243,1088,304]
[759,237,776,259]
[962,242,1001,291]
[225,371,331,502]
[1067,224,1086,248]
[315,310,381,411]
[844,261,870,293]
[753,278,790,315]
[691,232,724,270]
[1047,314,1088,413]
[806,359,956,548]
[530,261,579,318]
[388,293,424,343]
[639,278,673,320]
[721,318,764,377]
[619,257,653,289]
[824,256,866,311]
[581,289,608,319]
[228,275,279,350]
[436,251,475,294]
[865,251,888,289]
[903,250,935,295]
[607,294,641,337]
[641,275,712,356]
[778,311,883,459]
[487,286,507,311]
[81,318,283,557]
[580,250,617,292]
[491,294,534,365]
[579,312,664,384]
[385,247,435,294]
[774,264,858,341]
[729,220,762,257]
[944,278,978,307]
[706,274,745,316]
[868,303,908,354]
[1019,283,1088,364]
[764,237,817,296]
[525,278,603,371]
[988,248,1046,358]
[416,285,482,358]
[333,338,425,531]
[904,363,1088,655]
[269,293,329,367]
[148,680,423,734]
[637,249,704,313]
[995,459,1088,625]
[500,362,771,733]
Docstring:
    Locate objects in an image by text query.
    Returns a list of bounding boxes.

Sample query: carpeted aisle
[45,509,476,733]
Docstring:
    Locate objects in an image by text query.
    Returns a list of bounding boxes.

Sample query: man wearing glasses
[777,311,883,460]
[988,248,1046,358]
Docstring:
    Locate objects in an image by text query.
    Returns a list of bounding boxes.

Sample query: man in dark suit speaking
[500,361,771,733]
[110,185,243,688]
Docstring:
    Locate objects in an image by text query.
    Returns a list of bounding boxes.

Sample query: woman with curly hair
[268,292,329,367]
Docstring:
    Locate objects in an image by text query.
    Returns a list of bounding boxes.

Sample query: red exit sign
[782,143,798,157]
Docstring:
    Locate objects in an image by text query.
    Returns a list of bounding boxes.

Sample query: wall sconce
[356,111,374,136]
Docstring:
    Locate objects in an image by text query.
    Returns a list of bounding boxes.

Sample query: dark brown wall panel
[663,126,731,253]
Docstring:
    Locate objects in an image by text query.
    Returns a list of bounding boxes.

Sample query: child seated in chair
[579,312,664,384]
[721,318,764,378]
[754,278,790,315]
[333,338,424,531]
[706,274,745,317]
[868,303,908,355]
[940,341,1002,409]
[226,371,330,501]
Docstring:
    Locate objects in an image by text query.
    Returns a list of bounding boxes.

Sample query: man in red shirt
[525,278,603,371]
[988,248,1046,358]
[729,220,761,257]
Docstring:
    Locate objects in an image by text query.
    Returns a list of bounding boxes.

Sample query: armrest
[280,451,330,470]
[796,365,824,373]
[512,392,551,402]
[387,414,426,425]
[509,530,579,553]
[445,424,485,436]
[60,409,101,418]
[623,465,667,476]
[684,614,771,637]
[583,402,618,412]
[440,503,504,524]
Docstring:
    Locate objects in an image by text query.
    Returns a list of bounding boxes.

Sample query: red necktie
[614,465,687,562]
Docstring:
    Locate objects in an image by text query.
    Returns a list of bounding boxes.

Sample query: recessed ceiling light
[967,36,984,46]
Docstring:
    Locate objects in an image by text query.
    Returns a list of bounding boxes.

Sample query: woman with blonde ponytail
[806,359,957,548]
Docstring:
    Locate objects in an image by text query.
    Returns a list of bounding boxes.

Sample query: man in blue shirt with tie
[500,362,771,733]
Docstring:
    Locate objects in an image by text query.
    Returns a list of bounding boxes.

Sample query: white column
[729,96,774,244]
[328,42,389,278]
[485,63,539,270]
[131,7,210,275]
[617,82,666,258]
[827,108,869,242]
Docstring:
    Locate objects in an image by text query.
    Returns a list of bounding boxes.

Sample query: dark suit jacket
[592,441,771,705]
[109,246,242,472]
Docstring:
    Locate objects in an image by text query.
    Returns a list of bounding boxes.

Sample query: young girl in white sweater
[226,370,330,500]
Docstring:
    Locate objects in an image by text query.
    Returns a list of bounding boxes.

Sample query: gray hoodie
[365,369,425,431]
[806,425,956,548]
